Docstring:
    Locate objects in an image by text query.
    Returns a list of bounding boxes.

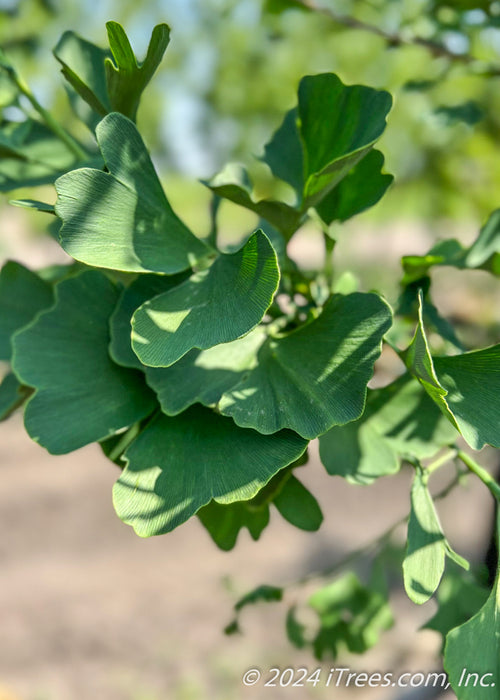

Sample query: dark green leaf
[0,261,54,361]
[113,406,308,536]
[235,584,283,612]
[273,475,323,531]
[262,75,392,209]
[0,372,29,420]
[131,231,279,367]
[109,272,189,369]
[198,499,270,551]
[262,108,304,197]
[55,112,210,274]
[264,0,311,14]
[403,466,468,605]
[319,373,458,485]
[434,101,484,126]
[315,150,393,224]
[12,270,157,454]
[104,22,170,121]
[219,293,392,439]
[286,606,308,649]
[145,327,266,415]
[444,514,500,698]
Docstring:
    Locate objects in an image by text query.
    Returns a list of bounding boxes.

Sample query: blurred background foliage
[1,0,500,302]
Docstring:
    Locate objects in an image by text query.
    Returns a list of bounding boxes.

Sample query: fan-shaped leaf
[55,112,209,274]
[131,231,279,367]
[219,293,392,439]
[113,406,307,536]
[0,261,54,361]
[12,270,157,454]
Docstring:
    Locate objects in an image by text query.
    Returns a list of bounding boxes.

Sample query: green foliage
[0,18,499,698]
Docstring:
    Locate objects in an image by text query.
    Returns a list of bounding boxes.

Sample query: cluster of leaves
[0,21,499,698]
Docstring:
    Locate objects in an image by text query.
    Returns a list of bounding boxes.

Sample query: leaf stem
[456,449,500,502]
[425,448,458,476]
[9,68,87,161]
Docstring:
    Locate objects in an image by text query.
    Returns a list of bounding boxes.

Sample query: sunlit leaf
[113,406,307,536]
[403,466,468,605]
[444,514,500,698]
[405,292,500,449]
[220,293,392,439]
[105,22,170,121]
[145,327,266,414]
[132,231,279,367]
[12,270,157,454]
[109,272,189,369]
[56,112,210,273]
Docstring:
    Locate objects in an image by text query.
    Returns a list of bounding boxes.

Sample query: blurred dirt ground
[0,414,496,700]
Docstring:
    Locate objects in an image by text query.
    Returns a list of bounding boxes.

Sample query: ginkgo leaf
[403,466,468,605]
[319,373,458,485]
[0,261,54,361]
[55,112,210,274]
[444,514,500,698]
[113,406,308,536]
[105,22,170,121]
[12,270,157,454]
[405,292,500,449]
[109,272,189,369]
[145,326,266,414]
[131,231,279,367]
[219,293,392,438]
[262,74,392,209]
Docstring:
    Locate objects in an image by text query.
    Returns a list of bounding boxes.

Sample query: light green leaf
[0,119,83,191]
[219,293,392,439]
[109,272,189,369]
[53,30,111,117]
[424,568,490,649]
[273,475,323,531]
[444,514,500,698]
[205,163,301,238]
[405,293,500,449]
[105,22,170,121]
[403,467,467,605]
[113,406,308,536]
[12,270,157,454]
[309,571,393,659]
[145,327,266,414]
[9,199,55,213]
[55,112,209,274]
[0,261,54,361]
[198,499,270,551]
[131,231,279,367]
[319,373,458,485]
[402,209,500,283]
[316,150,393,224]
